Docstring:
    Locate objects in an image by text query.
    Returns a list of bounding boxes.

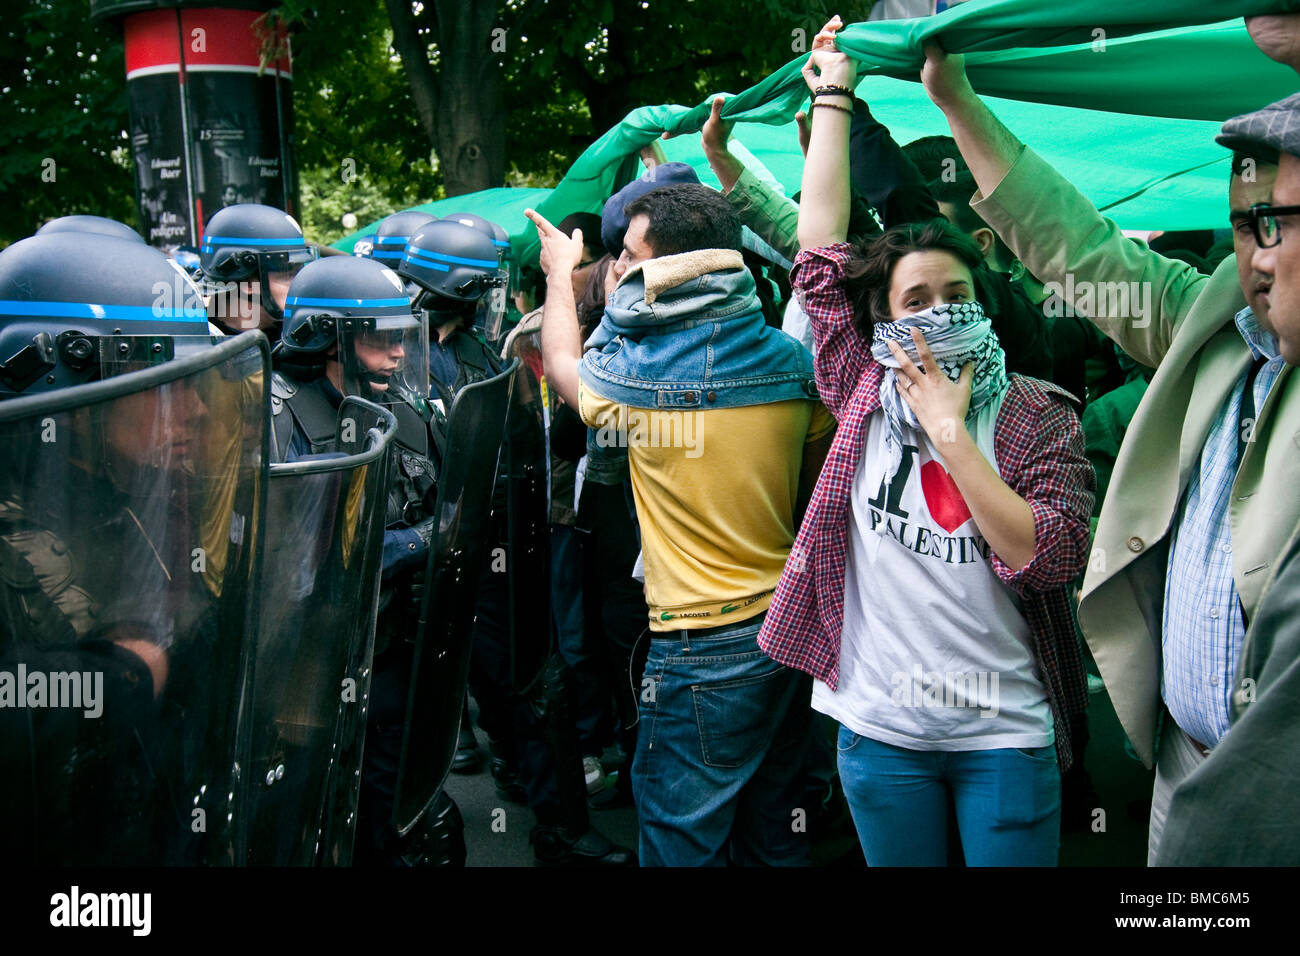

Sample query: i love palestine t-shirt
[812,402,1054,751]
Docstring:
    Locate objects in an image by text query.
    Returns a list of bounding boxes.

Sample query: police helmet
[36,215,145,244]
[0,233,213,397]
[440,212,512,339]
[280,256,429,402]
[198,203,317,327]
[399,219,507,338]
[367,211,436,266]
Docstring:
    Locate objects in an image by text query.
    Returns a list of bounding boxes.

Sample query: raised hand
[920,39,972,110]
[525,208,585,277]
[887,328,973,446]
[801,47,856,96]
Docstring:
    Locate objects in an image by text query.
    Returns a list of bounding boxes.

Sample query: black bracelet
[813,85,854,100]
[812,101,853,116]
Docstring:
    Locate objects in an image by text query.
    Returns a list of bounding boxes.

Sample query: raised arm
[921,42,1205,367]
[526,208,585,409]
[797,45,855,250]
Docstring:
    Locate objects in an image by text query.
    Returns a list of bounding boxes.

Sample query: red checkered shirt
[757,243,1094,771]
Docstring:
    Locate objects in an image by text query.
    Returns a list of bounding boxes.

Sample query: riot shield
[0,331,270,865]
[501,327,553,694]
[391,359,517,834]
[242,397,397,866]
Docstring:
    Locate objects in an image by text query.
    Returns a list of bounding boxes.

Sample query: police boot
[452,698,484,774]
[395,790,467,867]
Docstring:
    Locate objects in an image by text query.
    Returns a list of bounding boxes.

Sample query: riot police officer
[196,203,317,337]
[0,232,268,864]
[439,210,513,345]
[276,254,476,866]
[399,218,634,866]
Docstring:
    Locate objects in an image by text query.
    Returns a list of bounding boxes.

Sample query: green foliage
[298,157,438,245]
[283,2,440,215]
[0,0,134,246]
[1,0,878,248]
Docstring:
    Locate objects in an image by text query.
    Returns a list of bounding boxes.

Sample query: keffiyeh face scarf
[869,301,1009,479]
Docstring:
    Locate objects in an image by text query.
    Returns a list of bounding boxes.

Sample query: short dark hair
[902,135,964,184]
[928,169,984,235]
[622,184,742,256]
[842,218,984,335]
[558,212,604,259]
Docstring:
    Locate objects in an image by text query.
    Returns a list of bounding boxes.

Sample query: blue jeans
[836,727,1061,866]
[632,612,813,866]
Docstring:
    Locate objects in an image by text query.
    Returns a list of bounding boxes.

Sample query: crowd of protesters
[512,12,1300,866]
[8,9,1298,869]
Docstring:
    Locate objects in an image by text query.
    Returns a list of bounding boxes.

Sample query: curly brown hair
[841,218,984,336]
[576,252,614,337]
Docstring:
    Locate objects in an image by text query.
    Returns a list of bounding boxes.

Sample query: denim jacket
[579,249,817,412]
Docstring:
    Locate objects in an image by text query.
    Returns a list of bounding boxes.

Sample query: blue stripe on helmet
[402,253,451,272]
[285,296,411,309]
[491,238,510,247]
[201,235,305,245]
[375,236,409,245]
[0,300,208,322]
[372,250,404,260]
[404,247,498,269]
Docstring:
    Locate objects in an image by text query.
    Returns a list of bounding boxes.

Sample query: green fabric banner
[332,186,551,255]
[334,2,1300,257]
[524,1,1300,256]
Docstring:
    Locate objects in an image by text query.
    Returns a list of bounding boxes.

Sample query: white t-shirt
[812,402,1054,751]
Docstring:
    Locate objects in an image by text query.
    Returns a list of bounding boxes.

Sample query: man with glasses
[1154,91,1300,865]
[920,42,1297,865]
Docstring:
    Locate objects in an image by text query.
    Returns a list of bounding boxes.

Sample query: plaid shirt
[757,243,1094,770]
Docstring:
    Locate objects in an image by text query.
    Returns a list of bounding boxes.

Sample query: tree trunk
[433,1,505,196]
[385,0,505,197]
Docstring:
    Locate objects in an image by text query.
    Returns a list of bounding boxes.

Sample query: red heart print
[920,460,972,533]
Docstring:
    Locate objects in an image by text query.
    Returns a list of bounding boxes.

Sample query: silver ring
[905,381,916,391]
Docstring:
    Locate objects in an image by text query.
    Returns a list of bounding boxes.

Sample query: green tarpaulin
[524,1,1300,257]
[332,187,551,255]
[335,1,1300,260]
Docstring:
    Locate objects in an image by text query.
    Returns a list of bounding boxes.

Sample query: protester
[529,180,834,866]
[918,35,1295,866]
[1155,89,1300,865]
[755,36,1093,867]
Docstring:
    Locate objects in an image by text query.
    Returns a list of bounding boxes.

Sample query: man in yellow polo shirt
[528,182,832,866]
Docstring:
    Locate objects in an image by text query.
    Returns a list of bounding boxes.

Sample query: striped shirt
[1162,307,1285,748]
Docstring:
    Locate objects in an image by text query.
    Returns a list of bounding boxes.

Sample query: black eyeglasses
[1247,203,1300,248]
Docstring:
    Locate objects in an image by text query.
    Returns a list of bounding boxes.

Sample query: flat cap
[1216,91,1300,164]
[601,162,700,257]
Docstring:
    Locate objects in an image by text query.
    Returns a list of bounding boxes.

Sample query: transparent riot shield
[501,327,553,694]
[391,359,517,835]
[243,397,397,866]
[0,331,270,865]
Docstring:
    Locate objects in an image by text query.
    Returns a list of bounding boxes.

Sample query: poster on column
[188,71,293,237]
[128,73,190,250]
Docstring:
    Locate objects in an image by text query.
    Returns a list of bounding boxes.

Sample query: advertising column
[92,1,297,250]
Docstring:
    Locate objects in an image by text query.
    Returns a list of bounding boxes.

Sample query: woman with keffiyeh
[756,21,1095,866]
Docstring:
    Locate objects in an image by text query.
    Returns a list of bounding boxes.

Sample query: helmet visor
[74,334,227,382]
[261,247,318,320]
[337,313,429,403]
